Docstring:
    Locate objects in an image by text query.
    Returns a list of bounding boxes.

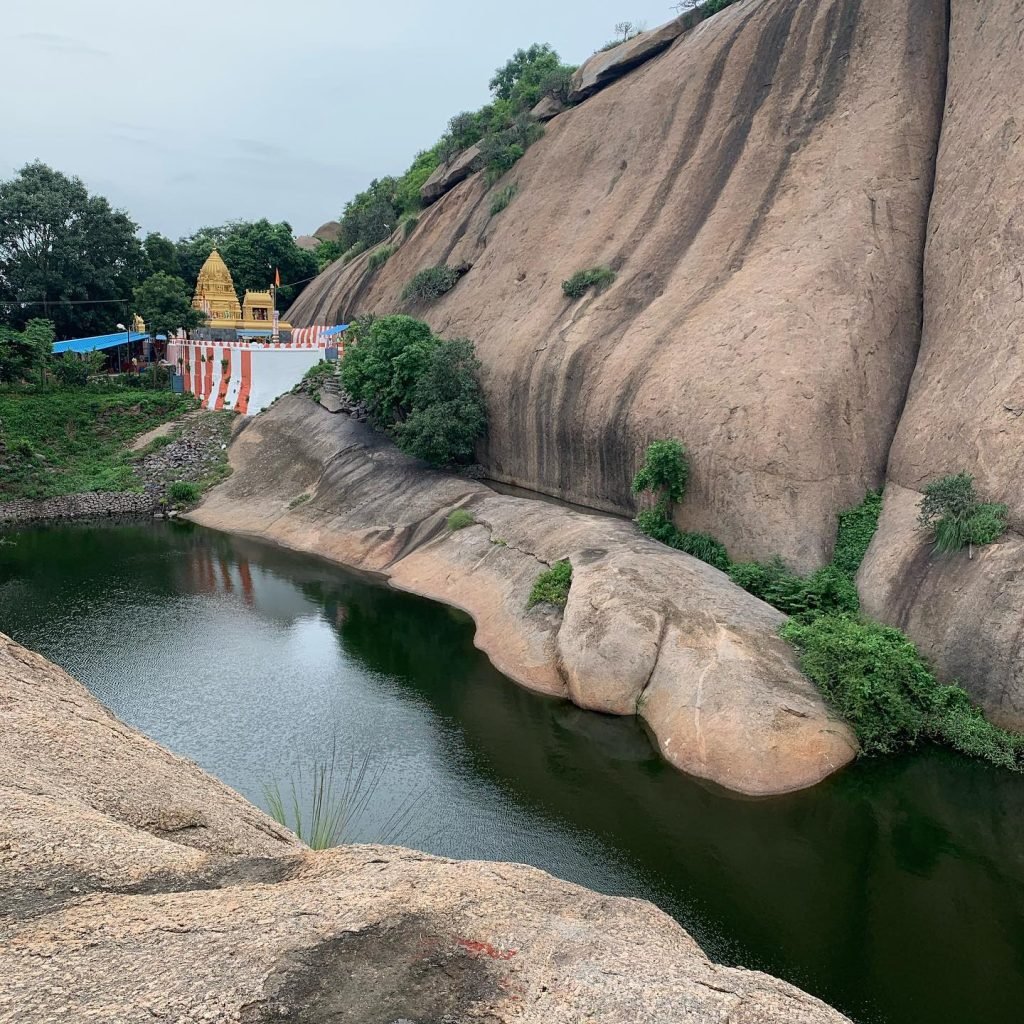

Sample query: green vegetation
[629,442,1022,771]
[289,493,311,509]
[783,615,1024,768]
[402,216,419,238]
[917,473,1007,554]
[562,266,616,299]
[133,271,205,338]
[0,319,54,386]
[0,388,191,500]
[402,265,463,302]
[332,45,576,257]
[300,359,335,389]
[598,20,644,51]
[264,744,421,850]
[341,240,368,265]
[167,480,201,504]
[0,162,317,343]
[367,245,396,273]
[528,559,573,609]
[489,184,519,217]
[447,508,475,531]
[340,315,485,466]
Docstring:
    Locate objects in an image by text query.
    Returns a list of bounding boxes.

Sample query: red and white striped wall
[167,341,328,414]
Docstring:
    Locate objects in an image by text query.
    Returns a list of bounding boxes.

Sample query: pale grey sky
[6,0,680,239]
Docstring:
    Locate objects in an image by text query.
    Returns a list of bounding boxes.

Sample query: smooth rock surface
[0,635,849,1022]
[531,94,565,120]
[858,0,1024,722]
[288,0,947,572]
[420,143,483,205]
[313,219,342,242]
[189,396,856,795]
[568,16,686,102]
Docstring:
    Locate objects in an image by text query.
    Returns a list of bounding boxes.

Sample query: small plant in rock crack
[447,508,475,530]
[528,559,572,609]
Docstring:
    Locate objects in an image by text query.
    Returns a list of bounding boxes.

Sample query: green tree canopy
[132,272,205,338]
[489,43,559,103]
[0,318,54,385]
[0,162,143,338]
[143,232,180,277]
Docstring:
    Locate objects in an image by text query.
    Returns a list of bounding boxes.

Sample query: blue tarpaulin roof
[322,324,349,337]
[52,331,149,354]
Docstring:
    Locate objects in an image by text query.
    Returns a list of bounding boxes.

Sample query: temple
[191,249,292,341]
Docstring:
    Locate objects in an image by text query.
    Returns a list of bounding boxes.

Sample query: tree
[489,43,559,103]
[133,272,205,338]
[0,318,54,385]
[143,232,180,277]
[0,163,144,338]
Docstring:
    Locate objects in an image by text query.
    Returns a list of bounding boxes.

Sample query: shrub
[395,339,487,465]
[729,559,858,619]
[632,440,688,504]
[340,316,486,467]
[402,216,419,238]
[289,493,311,509]
[402,265,463,302]
[340,315,437,424]
[783,613,1024,768]
[528,559,572,609]
[367,244,395,273]
[168,480,201,504]
[489,184,518,217]
[562,266,616,299]
[447,508,474,531]
[918,473,1007,554]
[832,489,883,576]
[538,65,576,105]
[479,117,544,182]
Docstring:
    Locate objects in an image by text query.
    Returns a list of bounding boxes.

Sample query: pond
[1,520,1022,1024]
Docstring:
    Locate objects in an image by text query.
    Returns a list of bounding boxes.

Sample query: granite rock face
[568,16,687,103]
[288,0,948,573]
[420,143,484,205]
[0,629,850,1023]
[856,0,1024,722]
[189,396,856,796]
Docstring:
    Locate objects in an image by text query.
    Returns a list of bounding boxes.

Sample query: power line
[0,297,129,306]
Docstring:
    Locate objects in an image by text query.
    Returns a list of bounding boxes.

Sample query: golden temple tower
[192,249,243,322]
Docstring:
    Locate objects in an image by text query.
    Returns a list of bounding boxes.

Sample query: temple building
[191,249,292,341]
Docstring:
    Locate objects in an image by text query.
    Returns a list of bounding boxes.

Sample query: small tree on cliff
[631,440,689,541]
[917,473,1007,557]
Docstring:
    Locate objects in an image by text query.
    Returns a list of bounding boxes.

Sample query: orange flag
[274,267,281,287]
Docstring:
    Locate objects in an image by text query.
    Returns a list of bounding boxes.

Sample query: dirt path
[130,409,204,451]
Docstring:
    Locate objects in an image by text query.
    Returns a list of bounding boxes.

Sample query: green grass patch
[367,244,396,273]
[402,265,463,302]
[0,389,193,501]
[489,183,518,217]
[528,559,572,609]
[289,493,312,509]
[562,266,615,299]
[447,508,474,531]
[167,480,201,504]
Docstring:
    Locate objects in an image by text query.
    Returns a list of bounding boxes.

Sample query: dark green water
[2,521,1023,1024]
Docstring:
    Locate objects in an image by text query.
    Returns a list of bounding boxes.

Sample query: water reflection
[1,521,1023,1024]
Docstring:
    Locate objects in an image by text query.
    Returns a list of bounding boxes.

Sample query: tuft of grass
[289,493,311,509]
[402,265,463,302]
[263,742,424,850]
[447,508,474,531]
[489,184,518,217]
[167,480,201,504]
[562,266,616,299]
[402,216,419,238]
[367,244,396,273]
[528,559,572,609]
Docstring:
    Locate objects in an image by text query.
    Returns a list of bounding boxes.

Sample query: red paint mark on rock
[455,938,518,960]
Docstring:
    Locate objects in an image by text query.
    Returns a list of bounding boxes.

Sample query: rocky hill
[1,632,850,1022]
[288,0,1024,728]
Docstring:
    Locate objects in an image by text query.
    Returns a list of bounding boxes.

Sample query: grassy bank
[0,388,193,501]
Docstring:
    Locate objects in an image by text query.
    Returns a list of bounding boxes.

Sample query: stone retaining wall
[0,491,155,523]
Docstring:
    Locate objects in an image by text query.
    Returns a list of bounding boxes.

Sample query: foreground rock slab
[189,396,855,795]
[0,631,850,1024]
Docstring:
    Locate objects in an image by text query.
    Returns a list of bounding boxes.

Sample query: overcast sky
[6,0,680,240]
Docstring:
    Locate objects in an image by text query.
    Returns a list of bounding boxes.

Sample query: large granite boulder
[0,629,849,1022]
[189,396,856,796]
[568,17,687,103]
[857,0,1024,722]
[287,0,947,573]
[531,94,565,121]
[420,143,483,205]
[313,219,342,242]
